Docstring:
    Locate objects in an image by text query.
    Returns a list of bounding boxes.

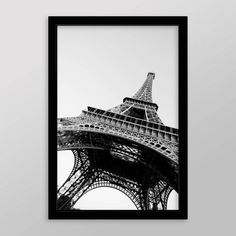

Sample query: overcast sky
[57,26,178,210]
[58,25,178,128]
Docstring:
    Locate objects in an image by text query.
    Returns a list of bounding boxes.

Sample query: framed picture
[49,16,188,219]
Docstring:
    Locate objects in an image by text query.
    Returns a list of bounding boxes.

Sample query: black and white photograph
[49,17,188,219]
[3,0,236,234]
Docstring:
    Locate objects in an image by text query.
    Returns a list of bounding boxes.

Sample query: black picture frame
[49,16,188,219]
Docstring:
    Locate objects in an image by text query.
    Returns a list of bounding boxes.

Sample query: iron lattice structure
[57,72,179,210]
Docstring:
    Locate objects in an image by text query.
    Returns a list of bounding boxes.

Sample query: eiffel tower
[57,72,179,210]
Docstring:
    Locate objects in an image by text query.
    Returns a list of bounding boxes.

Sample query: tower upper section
[132,72,155,103]
[107,72,163,124]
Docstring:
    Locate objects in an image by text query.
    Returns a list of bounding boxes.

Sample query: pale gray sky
[57,26,178,210]
[58,26,178,128]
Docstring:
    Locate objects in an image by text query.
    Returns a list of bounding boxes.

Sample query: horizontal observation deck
[82,107,179,143]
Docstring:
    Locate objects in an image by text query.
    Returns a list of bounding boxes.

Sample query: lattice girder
[147,181,173,210]
[58,130,178,189]
[57,141,177,210]
[81,171,147,210]
[58,113,179,163]
[132,72,155,102]
[57,169,100,210]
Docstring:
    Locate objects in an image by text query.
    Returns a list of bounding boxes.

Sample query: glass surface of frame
[49,16,188,219]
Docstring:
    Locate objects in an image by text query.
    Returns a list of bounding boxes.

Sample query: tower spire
[132,72,155,102]
[108,72,163,124]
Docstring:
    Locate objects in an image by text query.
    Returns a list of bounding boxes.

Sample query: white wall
[0,0,235,235]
